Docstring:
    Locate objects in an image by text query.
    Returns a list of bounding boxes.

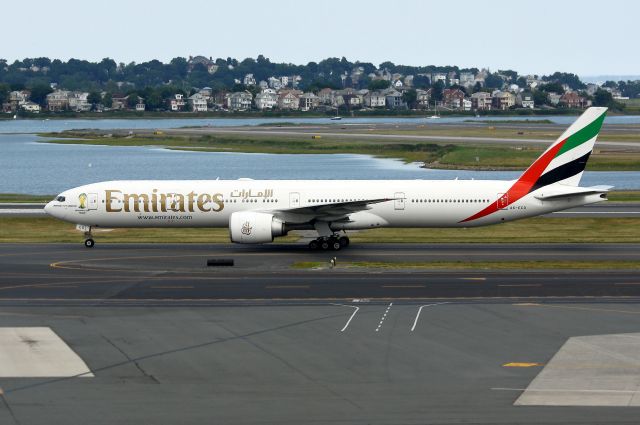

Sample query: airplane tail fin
[517,106,607,192]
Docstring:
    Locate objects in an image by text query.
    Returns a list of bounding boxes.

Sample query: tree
[368,79,391,90]
[532,90,548,106]
[539,82,565,94]
[593,89,613,107]
[402,89,417,109]
[87,91,102,110]
[431,81,444,101]
[126,92,139,108]
[413,75,431,89]
[102,92,113,108]
[29,84,53,106]
[484,73,504,89]
[0,83,9,105]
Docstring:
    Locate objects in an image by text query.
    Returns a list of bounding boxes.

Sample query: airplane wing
[533,185,613,201]
[268,198,397,222]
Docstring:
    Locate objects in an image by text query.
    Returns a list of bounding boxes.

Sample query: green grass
[0,217,299,243]
[38,128,640,171]
[463,119,554,124]
[1,217,639,244]
[291,260,640,270]
[0,193,53,203]
[350,217,640,243]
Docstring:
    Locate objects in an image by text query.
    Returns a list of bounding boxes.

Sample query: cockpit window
[56,196,65,202]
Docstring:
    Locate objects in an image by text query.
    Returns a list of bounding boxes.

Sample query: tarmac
[1,243,640,424]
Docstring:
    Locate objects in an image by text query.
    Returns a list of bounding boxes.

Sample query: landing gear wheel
[320,240,330,250]
[308,240,319,250]
[338,236,350,248]
[84,238,95,248]
[331,240,341,251]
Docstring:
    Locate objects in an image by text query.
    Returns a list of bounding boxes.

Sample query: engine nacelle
[229,211,285,244]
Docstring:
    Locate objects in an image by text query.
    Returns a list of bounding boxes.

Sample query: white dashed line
[375,303,393,332]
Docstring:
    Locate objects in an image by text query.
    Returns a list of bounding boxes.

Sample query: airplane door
[497,193,508,210]
[88,193,98,210]
[394,192,405,210]
[289,192,300,208]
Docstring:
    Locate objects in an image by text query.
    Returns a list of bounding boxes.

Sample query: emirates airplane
[45,107,610,250]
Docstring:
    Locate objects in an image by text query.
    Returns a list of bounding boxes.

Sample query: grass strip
[291,260,640,270]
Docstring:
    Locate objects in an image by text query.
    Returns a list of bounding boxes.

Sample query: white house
[243,74,256,86]
[20,101,41,113]
[298,92,319,111]
[188,93,208,112]
[277,91,299,110]
[364,91,386,108]
[228,91,253,111]
[254,91,278,110]
[68,92,91,112]
[169,94,186,111]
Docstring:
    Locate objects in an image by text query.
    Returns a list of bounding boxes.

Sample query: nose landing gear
[308,235,350,251]
[84,238,95,248]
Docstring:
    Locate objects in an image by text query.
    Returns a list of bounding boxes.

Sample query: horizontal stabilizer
[534,185,613,200]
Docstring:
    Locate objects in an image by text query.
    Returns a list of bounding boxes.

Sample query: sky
[3,0,638,77]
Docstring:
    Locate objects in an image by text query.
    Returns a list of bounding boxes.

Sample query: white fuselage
[44,179,605,232]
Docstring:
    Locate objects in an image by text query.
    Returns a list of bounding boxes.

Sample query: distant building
[317,88,335,105]
[188,56,218,74]
[384,89,405,109]
[470,92,492,110]
[254,91,278,110]
[516,92,535,109]
[188,93,208,112]
[442,88,465,109]
[416,88,432,108]
[460,72,475,88]
[560,92,589,108]
[68,92,91,112]
[46,90,71,111]
[243,74,256,86]
[298,92,319,111]
[20,101,41,113]
[277,91,299,110]
[169,94,186,111]
[228,91,253,111]
[492,91,515,110]
[364,91,387,108]
[547,92,562,106]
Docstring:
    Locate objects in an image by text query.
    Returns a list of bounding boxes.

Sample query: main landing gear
[308,235,350,251]
[82,226,95,248]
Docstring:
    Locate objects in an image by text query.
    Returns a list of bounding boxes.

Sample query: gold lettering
[124,193,150,213]
[168,193,185,212]
[211,193,224,212]
[187,191,196,212]
[197,193,211,212]
[105,190,122,212]
[159,193,167,212]
[151,189,158,213]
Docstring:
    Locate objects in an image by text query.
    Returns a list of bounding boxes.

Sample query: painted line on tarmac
[375,303,393,332]
[492,387,640,394]
[411,302,449,331]
[332,304,360,332]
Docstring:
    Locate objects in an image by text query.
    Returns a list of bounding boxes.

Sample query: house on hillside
[443,88,465,109]
[470,92,492,110]
[169,94,186,111]
[228,91,253,111]
[516,92,535,109]
[385,89,405,109]
[46,90,71,111]
[492,91,515,110]
[560,92,589,108]
[364,90,387,108]
[20,101,41,113]
[299,92,319,111]
[188,93,208,112]
[254,91,278,110]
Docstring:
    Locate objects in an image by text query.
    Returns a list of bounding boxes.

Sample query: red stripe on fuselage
[460,139,566,223]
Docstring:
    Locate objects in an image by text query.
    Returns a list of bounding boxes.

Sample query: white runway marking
[411,302,449,332]
[332,304,360,332]
[0,327,93,377]
[375,303,393,332]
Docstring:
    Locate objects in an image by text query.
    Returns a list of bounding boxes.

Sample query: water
[2,114,640,134]
[1,134,638,195]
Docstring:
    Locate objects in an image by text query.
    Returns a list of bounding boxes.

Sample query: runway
[1,243,639,303]
[2,243,640,424]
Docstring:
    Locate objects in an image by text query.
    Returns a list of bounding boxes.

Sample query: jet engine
[229,211,285,244]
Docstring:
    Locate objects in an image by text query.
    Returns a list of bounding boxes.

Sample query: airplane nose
[44,201,53,215]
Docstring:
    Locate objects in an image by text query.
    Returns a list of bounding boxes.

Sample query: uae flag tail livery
[461,107,608,223]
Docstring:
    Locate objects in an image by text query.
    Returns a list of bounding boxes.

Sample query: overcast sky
[3,0,637,77]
